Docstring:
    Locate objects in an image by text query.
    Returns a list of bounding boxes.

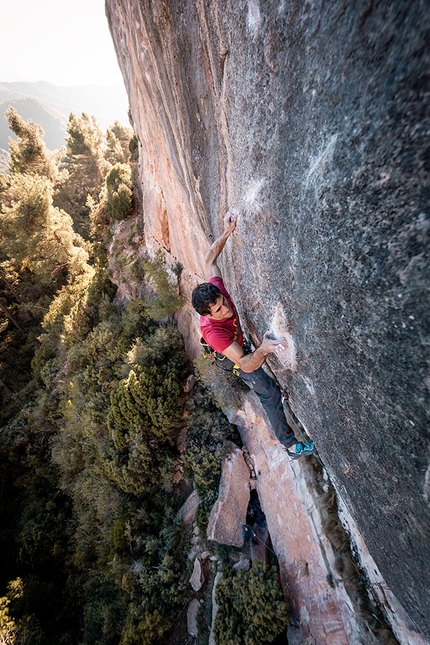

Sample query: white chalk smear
[305,134,338,188]
[302,375,316,396]
[247,0,261,38]
[424,464,430,503]
[270,302,298,371]
[244,178,266,210]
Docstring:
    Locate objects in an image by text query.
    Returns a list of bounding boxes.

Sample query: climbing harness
[200,336,252,377]
[200,336,217,361]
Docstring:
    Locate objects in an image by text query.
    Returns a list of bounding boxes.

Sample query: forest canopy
[0,108,209,645]
[0,109,288,645]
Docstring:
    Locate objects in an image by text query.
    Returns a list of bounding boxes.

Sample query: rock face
[106,0,430,638]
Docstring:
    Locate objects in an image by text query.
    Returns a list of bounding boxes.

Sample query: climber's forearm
[222,342,270,373]
[203,212,238,279]
[204,231,231,279]
[223,335,288,373]
[236,346,269,372]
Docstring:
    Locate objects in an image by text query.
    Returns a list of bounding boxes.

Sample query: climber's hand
[260,331,288,356]
[224,210,238,235]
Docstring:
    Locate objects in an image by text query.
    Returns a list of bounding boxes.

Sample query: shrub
[119,608,169,645]
[141,250,185,320]
[214,561,289,645]
[106,163,133,221]
[107,362,184,449]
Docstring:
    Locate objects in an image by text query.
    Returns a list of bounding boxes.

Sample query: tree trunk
[0,300,25,334]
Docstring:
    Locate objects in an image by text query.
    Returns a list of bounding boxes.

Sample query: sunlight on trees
[0,108,277,645]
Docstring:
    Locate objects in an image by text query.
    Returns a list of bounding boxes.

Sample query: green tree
[0,109,91,418]
[104,121,134,166]
[141,250,185,321]
[105,163,133,221]
[89,162,135,244]
[54,113,107,238]
[6,106,58,181]
[214,562,289,645]
[1,173,89,295]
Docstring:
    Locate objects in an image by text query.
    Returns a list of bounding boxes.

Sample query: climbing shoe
[287,441,315,460]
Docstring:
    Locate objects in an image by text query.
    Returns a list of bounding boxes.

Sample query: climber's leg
[238,367,297,449]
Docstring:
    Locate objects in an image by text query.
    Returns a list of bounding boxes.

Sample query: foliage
[105,121,134,166]
[214,561,289,645]
[105,163,133,221]
[0,110,92,424]
[141,250,186,320]
[54,113,132,239]
[119,608,169,645]
[90,160,135,244]
[5,107,58,181]
[0,591,17,645]
[0,106,236,645]
[1,173,89,291]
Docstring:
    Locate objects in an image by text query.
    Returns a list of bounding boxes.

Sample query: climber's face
[207,294,233,320]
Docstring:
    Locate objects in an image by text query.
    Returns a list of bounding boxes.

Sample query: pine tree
[54,113,107,238]
[1,172,89,298]
[214,561,289,645]
[6,106,58,181]
[104,121,134,166]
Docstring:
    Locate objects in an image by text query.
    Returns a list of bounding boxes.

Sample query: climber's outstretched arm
[222,333,288,373]
[204,212,237,279]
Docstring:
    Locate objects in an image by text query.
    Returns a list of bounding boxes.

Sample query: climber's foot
[287,440,315,460]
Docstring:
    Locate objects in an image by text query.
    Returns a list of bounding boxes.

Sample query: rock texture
[106,0,430,639]
[241,395,430,645]
[179,490,200,527]
[206,444,251,547]
[189,556,204,592]
[187,598,201,639]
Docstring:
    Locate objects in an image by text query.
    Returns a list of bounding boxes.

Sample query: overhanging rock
[106,0,430,637]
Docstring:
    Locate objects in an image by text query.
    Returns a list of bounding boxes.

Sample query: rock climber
[191,211,315,460]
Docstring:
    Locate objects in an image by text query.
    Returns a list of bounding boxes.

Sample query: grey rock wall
[106,0,430,638]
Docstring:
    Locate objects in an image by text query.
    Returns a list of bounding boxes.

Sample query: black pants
[215,355,296,449]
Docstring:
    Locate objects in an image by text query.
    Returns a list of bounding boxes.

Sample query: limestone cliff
[106,1,429,642]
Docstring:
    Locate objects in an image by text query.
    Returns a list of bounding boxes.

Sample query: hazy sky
[0,0,125,87]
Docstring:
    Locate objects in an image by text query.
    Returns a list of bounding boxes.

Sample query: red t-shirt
[200,277,244,354]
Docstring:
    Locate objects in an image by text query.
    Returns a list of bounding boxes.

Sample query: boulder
[179,490,200,527]
[189,556,204,592]
[183,374,196,393]
[187,598,201,639]
[207,446,250,547]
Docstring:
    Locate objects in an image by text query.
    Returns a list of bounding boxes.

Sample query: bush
[106,163,133,221]
[119,608,169,645]
[214,561,289,645]
[141,250,185,320]
[108,361,184,449]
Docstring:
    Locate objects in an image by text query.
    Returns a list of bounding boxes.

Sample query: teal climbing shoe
[287,441,315,460]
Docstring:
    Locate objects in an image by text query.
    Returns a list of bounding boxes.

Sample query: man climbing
[192,211,315,460]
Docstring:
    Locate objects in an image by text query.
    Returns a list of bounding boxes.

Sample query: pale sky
[0,0,125,87]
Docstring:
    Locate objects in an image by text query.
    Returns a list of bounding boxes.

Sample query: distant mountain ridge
[0,81,129,162]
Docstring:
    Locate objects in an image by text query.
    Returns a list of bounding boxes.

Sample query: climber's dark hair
[192,282,222,316]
